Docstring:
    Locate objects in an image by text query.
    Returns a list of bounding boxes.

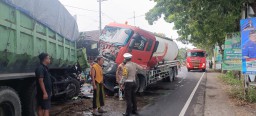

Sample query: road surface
[50,67,208,116]
[139,67,207,116]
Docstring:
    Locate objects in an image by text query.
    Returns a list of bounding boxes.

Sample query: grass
[219,71,256,103]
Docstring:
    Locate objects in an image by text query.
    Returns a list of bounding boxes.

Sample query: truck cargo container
[100,23,179,93]
[0,0,87,116]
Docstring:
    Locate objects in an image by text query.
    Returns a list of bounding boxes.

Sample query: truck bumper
[187,63,206,70]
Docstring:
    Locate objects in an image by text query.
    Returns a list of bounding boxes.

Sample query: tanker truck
[100,23,179,93]
[0,0,89,116]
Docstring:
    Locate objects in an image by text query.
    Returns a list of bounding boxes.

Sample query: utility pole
[133,11,135,26]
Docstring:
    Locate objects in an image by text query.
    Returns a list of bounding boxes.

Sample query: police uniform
[243,41,256,58]
[123,53,143,116]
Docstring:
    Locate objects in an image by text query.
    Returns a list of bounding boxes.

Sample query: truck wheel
[173,68,177,81]
[135,75,140,93]
[167,70,174,82]
[188,69,191,72]
[202,69,206,72]
[66,78,80,99]
[0,86,21,116]
[20,81,37,116]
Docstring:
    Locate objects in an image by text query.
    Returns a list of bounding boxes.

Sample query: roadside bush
[219,71,256,103]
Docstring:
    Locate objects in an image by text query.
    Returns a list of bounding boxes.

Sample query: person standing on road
[122,53,143,116]
[35,53,52,116]
[116,60,126,101]
[91,56,107,116]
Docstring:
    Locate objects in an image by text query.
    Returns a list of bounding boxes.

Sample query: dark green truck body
[0,1,89,115]
[0,1,77,74]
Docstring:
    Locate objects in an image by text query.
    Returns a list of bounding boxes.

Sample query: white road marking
[178,78,184,84]
[179,72,205,116]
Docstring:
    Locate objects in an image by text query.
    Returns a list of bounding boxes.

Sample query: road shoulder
[204,72,256,116]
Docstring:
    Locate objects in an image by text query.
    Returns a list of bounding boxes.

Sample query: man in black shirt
[35,53,52,116]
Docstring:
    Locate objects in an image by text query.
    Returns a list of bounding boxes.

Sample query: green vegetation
[146,0,256,55]
[177,48,187,61]
[219,71,256,103]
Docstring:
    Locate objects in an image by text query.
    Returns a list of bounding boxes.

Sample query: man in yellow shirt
[91,56,106,115]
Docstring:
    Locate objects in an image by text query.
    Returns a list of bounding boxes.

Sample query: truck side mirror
[153,41,159,52]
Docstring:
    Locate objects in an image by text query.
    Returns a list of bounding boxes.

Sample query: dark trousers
[124,82,137,114]
[93,82,105,109]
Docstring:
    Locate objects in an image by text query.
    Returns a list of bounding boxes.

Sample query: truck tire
[66,78,80,99]
[166,69,174,82]
[0,86,21,116]
[173,68,177,81]
[20,81,37,116]
[135,75,140,93]
[202,69,206,72]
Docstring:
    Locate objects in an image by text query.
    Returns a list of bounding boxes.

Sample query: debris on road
[80,83,93,98]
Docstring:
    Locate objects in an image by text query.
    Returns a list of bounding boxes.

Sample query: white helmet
[123,53,132,59]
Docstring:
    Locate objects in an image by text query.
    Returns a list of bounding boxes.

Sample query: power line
[64,5,98,12]
[127,14,145,19]
[64,5,115,22]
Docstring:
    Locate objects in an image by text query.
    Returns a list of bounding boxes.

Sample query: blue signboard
[240,18,256,74]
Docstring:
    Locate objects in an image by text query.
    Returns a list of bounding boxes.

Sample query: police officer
[243,30,256,58]
[122,53,143,116]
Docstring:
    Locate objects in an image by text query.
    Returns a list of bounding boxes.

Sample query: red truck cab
[186,49,207,72]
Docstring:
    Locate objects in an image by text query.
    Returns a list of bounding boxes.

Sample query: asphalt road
[139,67,207,116]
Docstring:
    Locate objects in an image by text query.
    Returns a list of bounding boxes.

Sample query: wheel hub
[0,102,15,116]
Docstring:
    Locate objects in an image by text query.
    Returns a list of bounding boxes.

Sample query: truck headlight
[202,63,205,67]
[187,63,190,67]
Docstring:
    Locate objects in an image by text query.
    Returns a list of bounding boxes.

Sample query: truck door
[127,33,153,66]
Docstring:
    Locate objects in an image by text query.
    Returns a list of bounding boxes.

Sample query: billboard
[222,33,242,70]
[240,18,256,74]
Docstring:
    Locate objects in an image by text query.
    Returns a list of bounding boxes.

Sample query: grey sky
[59,0,193,48]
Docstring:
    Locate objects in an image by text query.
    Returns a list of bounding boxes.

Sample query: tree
[146,0,256,55]
[177,48,187,62]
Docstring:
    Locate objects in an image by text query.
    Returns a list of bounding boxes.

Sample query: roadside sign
[222,32,242,70]
[240,18,256,74]
[214,45,222,70]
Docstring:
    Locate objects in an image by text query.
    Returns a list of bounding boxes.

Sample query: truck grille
[191,60,200,67]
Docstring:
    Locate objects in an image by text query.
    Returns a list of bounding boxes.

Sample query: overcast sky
[59,0,193,49]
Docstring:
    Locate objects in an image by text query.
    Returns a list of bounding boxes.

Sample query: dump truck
[186,49,207,72]
[0,0,89,116]
[100,23,179,93]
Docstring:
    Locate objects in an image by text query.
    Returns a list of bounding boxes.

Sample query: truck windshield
[100,26,133,45]
[187,52,205,57]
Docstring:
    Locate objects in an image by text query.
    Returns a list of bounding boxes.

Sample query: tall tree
[145,0,255,55]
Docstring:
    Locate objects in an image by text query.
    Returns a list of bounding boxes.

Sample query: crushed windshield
[100,26,132,45]
[187,52,205,57]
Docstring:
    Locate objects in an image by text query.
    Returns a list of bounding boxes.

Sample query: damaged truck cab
[100,23,179,93]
